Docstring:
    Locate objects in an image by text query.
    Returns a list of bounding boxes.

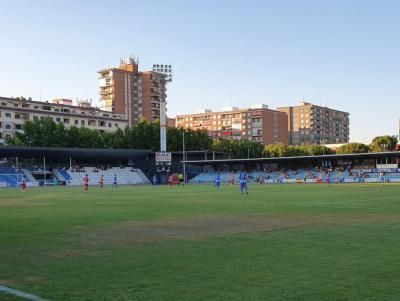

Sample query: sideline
[0,285,48,301]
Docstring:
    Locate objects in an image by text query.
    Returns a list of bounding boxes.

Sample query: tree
[369,135,398,152]
[5,118,212,151]
[336,143,369,154]
[9,117,64,147]
[264,143,288,157]
[306,145,334,156]
[65,126,81,147]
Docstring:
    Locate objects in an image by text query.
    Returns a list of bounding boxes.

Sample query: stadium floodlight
[153,64,173,177]
[152,64,172,83]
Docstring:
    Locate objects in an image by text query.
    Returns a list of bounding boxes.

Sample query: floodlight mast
[153,64,172,180]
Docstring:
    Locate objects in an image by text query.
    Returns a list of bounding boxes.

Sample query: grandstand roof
[183,151,400,164]
[0,146,151,160]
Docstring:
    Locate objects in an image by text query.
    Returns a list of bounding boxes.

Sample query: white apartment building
[0,96,128,144]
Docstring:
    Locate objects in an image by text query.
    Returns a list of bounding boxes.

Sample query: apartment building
[98,56,167,127]
[0,96,128,145]
[277,102,349,145]
[176,105,289,145]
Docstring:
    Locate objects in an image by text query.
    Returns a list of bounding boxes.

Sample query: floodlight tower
[153,64,173,178]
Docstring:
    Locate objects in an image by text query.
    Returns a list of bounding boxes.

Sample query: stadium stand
[0,166,149,187]
[66,166,148,185]
[190,168,400,184]
[0,168,26,187]
[57,169,72,181]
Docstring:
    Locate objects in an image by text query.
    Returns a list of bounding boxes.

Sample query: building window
[108,123,112,128]
[74,120,78,125]
[5,124,12,129]
[56,118,61,122]
[5,112,11,118]
[81,120,85,126]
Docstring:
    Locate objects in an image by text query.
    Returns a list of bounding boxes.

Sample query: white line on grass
[0,285,47,301]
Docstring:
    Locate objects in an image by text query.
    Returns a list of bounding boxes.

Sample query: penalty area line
[0,285,47,301]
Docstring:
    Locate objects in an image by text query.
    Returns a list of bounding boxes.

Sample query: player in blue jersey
[239,170,248,195]
[380,171,385,186]
[152,174,158,187]
[112,173,118,188]
[214,172,221,189]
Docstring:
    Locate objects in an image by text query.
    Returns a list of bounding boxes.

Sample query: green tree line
[6,117,211,152]
[5,117,398,158]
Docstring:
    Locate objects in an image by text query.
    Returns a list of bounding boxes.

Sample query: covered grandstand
[0,146,226,187]
[184,152,400,184]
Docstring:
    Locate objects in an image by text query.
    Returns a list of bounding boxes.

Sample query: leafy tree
[306,145,334,156]
[65,126,81,147]
[336,143,369,154]
[369,135,398,152]
[209,139,263,159]
[264,143,288,157]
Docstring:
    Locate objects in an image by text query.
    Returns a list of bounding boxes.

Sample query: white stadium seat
[66,167,148,186]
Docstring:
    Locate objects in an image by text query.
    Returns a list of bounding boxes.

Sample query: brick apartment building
[277,102,350,145]
[98,56,168,127]
[0,56,173,145]
[176,105,289,145]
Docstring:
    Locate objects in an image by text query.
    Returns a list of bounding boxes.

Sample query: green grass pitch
[1,183,400,300]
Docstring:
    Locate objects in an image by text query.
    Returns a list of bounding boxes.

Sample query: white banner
[364,178,379,183]
[156,152,171,162]
[282,179,297,184]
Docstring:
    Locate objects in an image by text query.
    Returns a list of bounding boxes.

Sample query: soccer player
[152,174,157,187]
[99,175,104,189]
[380,171,385,185]
[239,170,248,195]
[21,175,26,192]
[214,172,221,189]
[178,173,184,186]
[53,176,58,187]
[326,171,331,185]
[83,174,89,192]
[112,173,118,188]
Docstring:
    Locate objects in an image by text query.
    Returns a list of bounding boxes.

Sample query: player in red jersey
[21,176,26,192]
[99,175,104,189]
[83,174,89,192]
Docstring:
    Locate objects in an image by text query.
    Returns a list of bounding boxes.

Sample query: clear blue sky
[1,0,399,143]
